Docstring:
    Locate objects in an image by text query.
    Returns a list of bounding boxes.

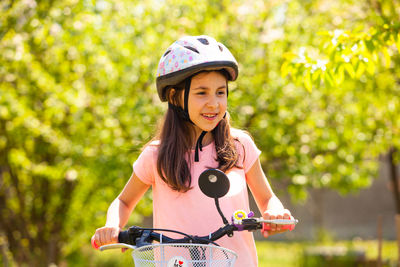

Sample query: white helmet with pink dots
[156,35,239,101]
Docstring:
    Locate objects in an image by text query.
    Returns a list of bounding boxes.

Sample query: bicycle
[92,168,298,267]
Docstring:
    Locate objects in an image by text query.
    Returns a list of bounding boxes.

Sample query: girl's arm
[93,172,150,246]
[245,158,292,238]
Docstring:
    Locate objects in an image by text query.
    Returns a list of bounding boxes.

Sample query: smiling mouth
[202,113,218,120]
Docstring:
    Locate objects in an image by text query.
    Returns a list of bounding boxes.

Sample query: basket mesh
[132,243,237,267]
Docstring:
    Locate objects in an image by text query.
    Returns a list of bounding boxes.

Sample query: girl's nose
[207,96,218,108]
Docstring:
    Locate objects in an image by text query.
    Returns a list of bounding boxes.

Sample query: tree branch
[388,147,400,214]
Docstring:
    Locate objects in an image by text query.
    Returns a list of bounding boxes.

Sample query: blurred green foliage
[0,0,399,265]
[279,0,399,199]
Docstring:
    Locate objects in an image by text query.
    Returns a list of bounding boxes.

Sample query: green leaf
[335,64,345,84]
[280,61,290,78]
[355,60,366,78]
[304,70,312,92]
[364,39,375,53]
[344,63,355,78]
[382,47,391,68]
[396,33,400,52]
[366,59,376,75]
[312,69,321,81]
[324,70,335,87]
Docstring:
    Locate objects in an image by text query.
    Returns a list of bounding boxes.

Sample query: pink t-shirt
[133,128,262,266]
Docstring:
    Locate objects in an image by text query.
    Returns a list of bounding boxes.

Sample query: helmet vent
[163,50,171,57]
[184,46,199,54]
[218,45,223,52]
[197,38,209,45]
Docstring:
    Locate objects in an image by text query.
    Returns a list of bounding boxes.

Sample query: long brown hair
[154,70,240,192]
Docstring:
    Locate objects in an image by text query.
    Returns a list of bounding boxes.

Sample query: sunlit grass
[256,240,397,267]
[256,241,303,267]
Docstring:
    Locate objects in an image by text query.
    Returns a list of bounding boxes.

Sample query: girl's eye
[197,91,206,95]
[217,90,226,95]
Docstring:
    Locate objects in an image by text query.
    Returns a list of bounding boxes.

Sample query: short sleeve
[234,129,262,173]
[132,145,158,185]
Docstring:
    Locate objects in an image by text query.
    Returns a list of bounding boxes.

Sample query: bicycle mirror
[198,169,230,199]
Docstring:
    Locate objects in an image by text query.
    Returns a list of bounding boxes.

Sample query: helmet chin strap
[194,130,207,162]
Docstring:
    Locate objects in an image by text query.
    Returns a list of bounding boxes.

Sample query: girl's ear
[169,88,176,100]
[168,88,177,104]
[168,88,183,107]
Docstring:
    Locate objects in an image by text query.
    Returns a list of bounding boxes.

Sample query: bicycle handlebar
[92,215,298,250]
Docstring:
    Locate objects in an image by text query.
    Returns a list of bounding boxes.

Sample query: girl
[92,35,294,266]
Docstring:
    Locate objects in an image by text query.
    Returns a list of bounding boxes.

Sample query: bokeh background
[1,0,399,266]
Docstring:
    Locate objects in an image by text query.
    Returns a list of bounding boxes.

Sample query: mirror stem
[215,198,229,225]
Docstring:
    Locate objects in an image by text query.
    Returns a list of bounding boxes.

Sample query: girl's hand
[261,208,292,238]
[92,226,120,248]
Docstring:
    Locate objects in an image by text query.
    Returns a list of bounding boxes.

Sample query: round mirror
[198,169,230,199]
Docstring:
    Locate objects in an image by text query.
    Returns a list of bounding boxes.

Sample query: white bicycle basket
[131,243,237,267]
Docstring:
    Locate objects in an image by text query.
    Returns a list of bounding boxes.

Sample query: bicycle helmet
[156,35,238,101]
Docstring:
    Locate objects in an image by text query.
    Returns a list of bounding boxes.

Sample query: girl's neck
[191,129,213,149]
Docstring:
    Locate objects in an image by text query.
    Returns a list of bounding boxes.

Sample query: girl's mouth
[202,113,218,121]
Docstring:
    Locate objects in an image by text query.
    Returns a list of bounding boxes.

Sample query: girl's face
[184,71,228,135]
